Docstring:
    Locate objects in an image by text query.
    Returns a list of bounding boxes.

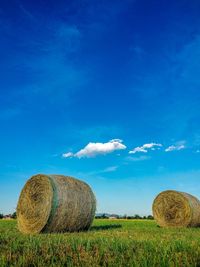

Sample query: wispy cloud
[165,141,186,152]
[63,139,126,158]
[70,165,119,178]
[18,2,36,21]
[102,166,118,172]
[165,145,185,152]
[93,165,118,174]
[126,155,150,162]
[57,24,81,53]
[129,143,162,154]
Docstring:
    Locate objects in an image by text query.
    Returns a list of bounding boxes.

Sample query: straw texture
[17,174,96,234]
[153,190,200,227]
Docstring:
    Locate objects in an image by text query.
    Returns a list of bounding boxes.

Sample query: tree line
[0,212,17,219]
[0,212,154,220]
[95,214,154,219]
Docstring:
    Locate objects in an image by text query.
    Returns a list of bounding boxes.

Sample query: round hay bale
[17,174,96,234]
[152,190,200,227]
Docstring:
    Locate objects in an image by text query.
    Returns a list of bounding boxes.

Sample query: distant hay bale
[153,190,200,227]
[17,174,96,234]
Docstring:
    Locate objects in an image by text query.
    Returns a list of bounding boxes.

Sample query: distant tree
[0,213,3,219]
[11,212,17,219]
[133,214,142,219]
[147,215,154,220]
[143,216,147,219]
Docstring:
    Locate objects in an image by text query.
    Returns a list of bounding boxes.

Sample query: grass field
[1,219,200,266]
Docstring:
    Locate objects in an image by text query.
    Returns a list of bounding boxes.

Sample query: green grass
[1,219,200,266]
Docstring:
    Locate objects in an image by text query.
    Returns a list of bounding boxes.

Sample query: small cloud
[62,152,74,158]
[165,145,185,152]
[165,141,186,152]
[129,143,162,154]
[196,150,200,153]
[126,155,150,162]
[62,139,126,158]
[129,147,147,154]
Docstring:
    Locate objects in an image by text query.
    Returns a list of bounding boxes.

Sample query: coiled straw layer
[153,190,200,227]
[17,174,96,234]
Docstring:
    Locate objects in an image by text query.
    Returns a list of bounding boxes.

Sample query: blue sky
[1,0,200,215]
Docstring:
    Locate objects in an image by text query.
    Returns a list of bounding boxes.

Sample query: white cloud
[62,139,126,158]
[129,143,162,154]
[165,141,186,152]
[62,152,73,158]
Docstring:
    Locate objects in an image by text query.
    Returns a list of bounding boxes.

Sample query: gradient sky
[1,0,200,215]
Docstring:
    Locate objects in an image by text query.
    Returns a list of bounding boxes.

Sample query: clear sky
[1,0,200,215]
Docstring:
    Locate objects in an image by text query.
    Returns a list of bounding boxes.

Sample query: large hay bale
[17,174,96,234]
[153,190,200,227]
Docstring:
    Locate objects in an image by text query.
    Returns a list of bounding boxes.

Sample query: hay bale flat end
[153,190,200,227]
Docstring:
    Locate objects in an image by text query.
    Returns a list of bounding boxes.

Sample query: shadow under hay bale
[152,190,200,228]
[17,174,96,234]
